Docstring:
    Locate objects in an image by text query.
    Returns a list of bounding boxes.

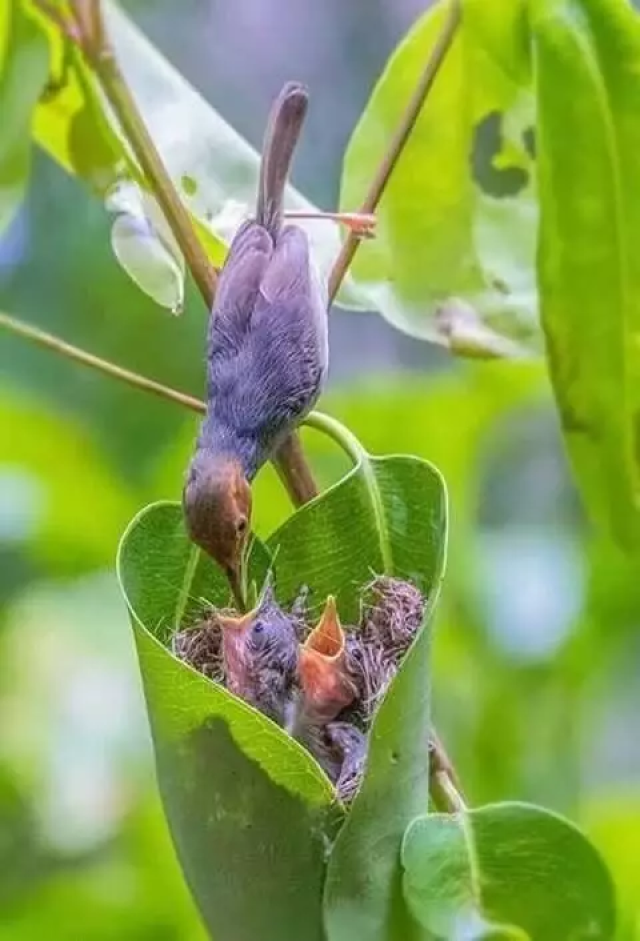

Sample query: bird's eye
[236,517,248,536]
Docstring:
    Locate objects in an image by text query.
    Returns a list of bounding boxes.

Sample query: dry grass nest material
[173,576,426,802]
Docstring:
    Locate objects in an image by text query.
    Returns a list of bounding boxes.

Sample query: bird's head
[299,596,357,722]
[183,451,252,604]
[217,580,299,716]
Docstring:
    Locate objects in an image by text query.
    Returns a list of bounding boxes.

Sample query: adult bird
[183,82,328,603]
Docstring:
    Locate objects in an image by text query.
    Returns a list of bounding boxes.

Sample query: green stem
[327,0,461,302]
[303,410,366,466]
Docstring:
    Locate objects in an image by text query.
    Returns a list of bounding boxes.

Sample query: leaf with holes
[402,803,616,940]
[116,424,448,941]
[339,0,537,356]
[532,0,640,548]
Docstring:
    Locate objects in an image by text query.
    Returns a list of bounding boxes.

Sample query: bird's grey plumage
[195,82,328,480]
[222,583,299,725]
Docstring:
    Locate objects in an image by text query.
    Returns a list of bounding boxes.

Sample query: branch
[0,312,205,414]
[429,731,467,813]
[70,0,217,308]
[61,0,318,505]
[328,0,461,302]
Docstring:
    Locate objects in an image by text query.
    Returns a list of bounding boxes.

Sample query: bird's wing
[256,225,311,309]
[207,221,273,363]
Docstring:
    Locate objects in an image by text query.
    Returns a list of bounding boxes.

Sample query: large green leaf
[533,0,640,548]
[339,0,537,356]
[117,501,337,941]
[28,0,371,310]
[0,0,48,236]
[402,802,616,940]
[117,422,448,941]
[273,421,448,941]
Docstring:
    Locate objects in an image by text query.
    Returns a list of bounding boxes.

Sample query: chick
[218,581,299,725]
[296,596,358,726]
[183,82,328,601]
[325,721,367,803]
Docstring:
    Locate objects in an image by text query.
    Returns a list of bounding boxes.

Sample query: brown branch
[328,0,461,302]
[429,731,467,813]
[60,0,318,504]
[70,0,217,307]
[0,312,206,414]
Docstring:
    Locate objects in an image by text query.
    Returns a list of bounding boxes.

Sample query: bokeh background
[1,0,639,938]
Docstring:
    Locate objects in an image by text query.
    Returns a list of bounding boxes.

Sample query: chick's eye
[249,619,269,648]
[236,517,247,536]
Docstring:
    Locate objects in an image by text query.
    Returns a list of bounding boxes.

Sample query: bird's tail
[256,82,309,236]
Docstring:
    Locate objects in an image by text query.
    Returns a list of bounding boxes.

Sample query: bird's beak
[226,564,246,610]
[217,609,256,633]
[299,596,356,720]
[218,605,257,699]
[304,596,343,658]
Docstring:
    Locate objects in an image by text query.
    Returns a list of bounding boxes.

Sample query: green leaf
[30,1,370,309]
[533,0,640,548]
[339,0,537,356]
[116,501,338,941]
[402,802,616,940]
[0,0,48,235]
[277,423,448,941]
[117,422,448,941]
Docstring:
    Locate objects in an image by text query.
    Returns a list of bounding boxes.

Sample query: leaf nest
[172,576,425,803]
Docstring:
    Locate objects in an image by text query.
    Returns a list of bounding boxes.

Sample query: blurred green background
[1,1,639,938]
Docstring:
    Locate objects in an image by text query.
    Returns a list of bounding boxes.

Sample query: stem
[285,210,376,238]
[76,2,217,308]
[429,731,467,813]
[0,312,205,414]
[67,1,319,503]
[304,410,366,466]
[272,433,319,504]
[327,0,461,302]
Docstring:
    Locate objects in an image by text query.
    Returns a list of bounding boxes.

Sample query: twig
[272,433,319,505]
[0,312,205,415]
[327,0,461,302]
[59,0,318,503]
[70,0,217,307]
[429,731,467,813]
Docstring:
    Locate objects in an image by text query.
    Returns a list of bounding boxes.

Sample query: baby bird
[297,596,358,726]
[218,581,299,726]
[183,82,328,601]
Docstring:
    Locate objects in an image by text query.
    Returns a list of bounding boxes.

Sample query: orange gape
[298,596,357,723]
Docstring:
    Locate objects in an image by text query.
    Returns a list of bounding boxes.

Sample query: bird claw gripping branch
[183,83,328,604]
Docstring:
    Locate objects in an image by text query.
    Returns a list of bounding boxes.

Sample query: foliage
[1,0,640,938]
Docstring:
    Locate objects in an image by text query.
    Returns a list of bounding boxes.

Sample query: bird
[217,579,300,726]
[183,81,328,604]
[290,595,358,734]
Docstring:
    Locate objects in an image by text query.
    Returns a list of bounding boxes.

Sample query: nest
[172,576,426,804]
